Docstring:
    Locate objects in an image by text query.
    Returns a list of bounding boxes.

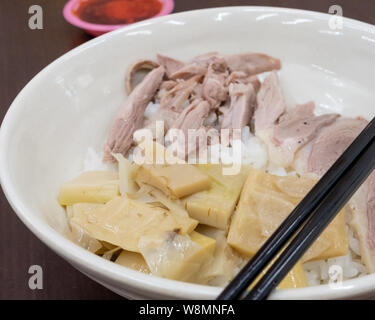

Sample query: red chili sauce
[74,0,163,25]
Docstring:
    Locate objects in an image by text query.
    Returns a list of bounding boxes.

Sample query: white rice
[144,101,160,119]
[82,147,116,172]
[205,126,268,169]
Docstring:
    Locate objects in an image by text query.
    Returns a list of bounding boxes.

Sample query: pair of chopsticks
[217,117,375,300]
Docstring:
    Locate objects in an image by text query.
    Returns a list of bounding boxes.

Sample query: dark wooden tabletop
[1,0,374,300]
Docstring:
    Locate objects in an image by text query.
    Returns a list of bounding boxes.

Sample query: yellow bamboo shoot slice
[58,171,120,206]
[70,197,198,252]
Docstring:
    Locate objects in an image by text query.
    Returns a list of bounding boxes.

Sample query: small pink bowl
[63,0,174,36]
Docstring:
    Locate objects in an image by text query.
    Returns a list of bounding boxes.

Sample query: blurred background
[1,0,374,299]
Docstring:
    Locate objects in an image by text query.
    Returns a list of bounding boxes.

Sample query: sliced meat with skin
[350,172,375,272]
[221,82,257,130]
[202,57,229,109]
[104,66,165,162]
[156,54,185,78]
[274,109,338,147]
[277,101,315,124]
[293,141,314,174]
[294,117,367,174]
[224,52,281,76]
[296,116,375,272]
[268,102,339,167]
[367,176,375,252]
[254,71,286,133]
[307,117,368,176]
[254,73,338,168]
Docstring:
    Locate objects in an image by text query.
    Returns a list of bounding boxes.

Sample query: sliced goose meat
[254,74,338,168]
[277,101,315,123]
[167,100,211,160]
[148,77,204,133]
[125,59,159,95]
[226,71,261,92]
[221,82,257,130]
[103,66,165,162]
[155,80,177,102]
[274,102,339,147]
[170,100,210,134]
[300,117,375,272]
[190,83,203,101]
[156,54,185,78]
[269,102,339,167]
[191,52,220,66]
[146,80,180,135]
[169,63,207,80]
[160,75,202,113]
[367,176,375,252]
[202,57,229,108]
[224,52,281,76]
[307,117,368,176]
[294,118,367,173]
[254,71,286,133]
[350,172,375,272]
[157,52,221,79]
[293,141,314,174]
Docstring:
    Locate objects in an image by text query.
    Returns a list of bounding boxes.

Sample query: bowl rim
[63,0,175,32]
[2,6,375,299]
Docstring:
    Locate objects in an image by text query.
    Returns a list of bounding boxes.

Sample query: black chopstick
[217,117,375,300]
[244,137,375,299]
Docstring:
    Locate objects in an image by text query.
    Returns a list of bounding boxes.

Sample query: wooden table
[1,0,374,299]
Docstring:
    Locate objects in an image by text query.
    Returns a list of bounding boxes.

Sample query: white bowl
[1,7,375,300]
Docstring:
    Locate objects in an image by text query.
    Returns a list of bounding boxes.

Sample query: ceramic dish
[1,7,375,299]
